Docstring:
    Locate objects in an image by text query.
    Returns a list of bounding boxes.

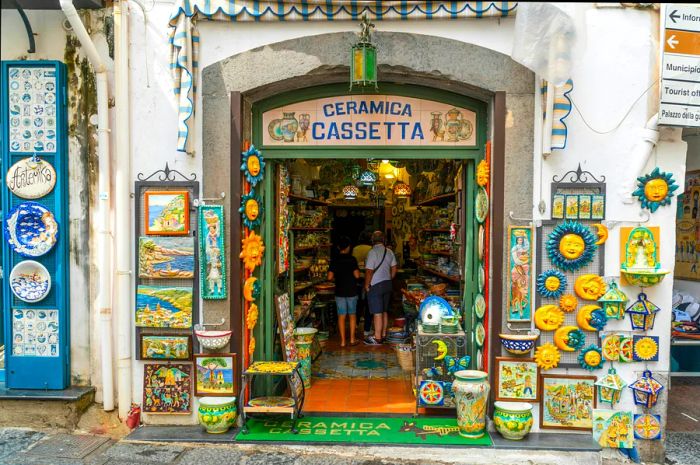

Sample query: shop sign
[5,156,56,199]
[660,4,700,127]
[262,95,477,146]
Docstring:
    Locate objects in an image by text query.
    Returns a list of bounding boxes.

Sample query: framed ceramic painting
[578,195,592,220]
[135,285,193,329]
[591,194,606,220]
[144,190,190,236]
[142,363,192,414]
[592,409,634,448]
[193,353,237,396]
[552,194,565,219]
[140,334,192,361]
[539,374,596,430]
[565,195,579,219]
[675,170,700,281]
[494,357,540,402]
[199,205,227,299]
[507,226,533,322]
[138,237,195,279]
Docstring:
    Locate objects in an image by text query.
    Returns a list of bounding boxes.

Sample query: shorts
[367,280,392,315]
[335,296,358,315]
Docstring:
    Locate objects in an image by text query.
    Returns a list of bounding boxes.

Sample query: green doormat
[236,416,492,446]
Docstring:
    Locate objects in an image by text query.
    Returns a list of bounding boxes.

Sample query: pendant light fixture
[350,14,378,90]
[393,180,412,198]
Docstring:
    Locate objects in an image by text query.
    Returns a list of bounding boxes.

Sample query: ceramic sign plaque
[6,157,56,199]
[507,226,533,322]
[12,308,59,357]
[7,66,58,153]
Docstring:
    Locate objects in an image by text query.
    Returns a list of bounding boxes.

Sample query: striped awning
[169,1,518,153]
[542,79,573,151]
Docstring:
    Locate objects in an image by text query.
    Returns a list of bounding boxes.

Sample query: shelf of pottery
[414,201,462,287]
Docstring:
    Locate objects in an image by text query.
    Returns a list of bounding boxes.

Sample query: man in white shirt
[363,231,397,345]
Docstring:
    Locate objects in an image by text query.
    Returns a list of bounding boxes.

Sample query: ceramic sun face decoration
[536,270,567,299]
[240,190,263,229]
[534,304,565,331]
[476,159,489,187]
[243,276,261,302]
[574,274,606,300]
[633,167,679,212]
[546,221,597,272]
[241,145,266,187]
[554,326,585,352]
[246,303,259,330]
[240,230,265,273]
[559,294,578,313]
[578,345,603,371]
[534,343,561,370]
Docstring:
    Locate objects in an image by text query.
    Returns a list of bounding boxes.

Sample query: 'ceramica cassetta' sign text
[262,95,477,146]
[5,156,56,199]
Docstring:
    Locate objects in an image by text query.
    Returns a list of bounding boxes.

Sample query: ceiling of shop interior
[1,0,103,9]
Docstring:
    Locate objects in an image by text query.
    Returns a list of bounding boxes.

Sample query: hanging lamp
[350,14,378,90]
[393,180,412,198]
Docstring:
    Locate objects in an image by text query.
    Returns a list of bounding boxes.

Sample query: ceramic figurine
[452,370,490,438]
[198,397,237,434]
[632,167,679,212]
[493,402,534,440]
[620,227,669,287]
[536,270,567,298]
[545,221,597,272]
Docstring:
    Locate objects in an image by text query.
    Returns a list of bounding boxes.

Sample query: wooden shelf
[417,264,460,283]
[294,245,331,252]
[294,266,310,273]
[290,227,331,231]
[416,192,456,207]
[288,194,329,206]
[419,228,450,233]
[294,282,314,293]
[426,250,452,257]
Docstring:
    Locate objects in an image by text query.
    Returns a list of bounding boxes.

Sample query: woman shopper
[363,231,397,345]
[327,236,361,347]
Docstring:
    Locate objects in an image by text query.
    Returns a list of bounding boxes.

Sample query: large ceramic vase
[493,401,534,440]
[198,397,237,434]
[296,340,313,389]
[452,370,490,438]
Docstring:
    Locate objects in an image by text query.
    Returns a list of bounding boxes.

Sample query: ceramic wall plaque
[194,353,237,396]
[4,201,58,257]
[142,363,192,414]
[199,205,227,299]
[10,260,51,303]
[135,285,193,328]
[539,374,596,430]
[12,308,59,357]
[144,190,190,236]
[140,334,192,361]
[6,156,56,199]
[507,226,533,322]
[494,357,540,402]
[138,237,195,279]
[7,66,58,153]
[592,410,634,448]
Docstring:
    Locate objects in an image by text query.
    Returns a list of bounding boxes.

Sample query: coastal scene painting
[135,285,193,328]
[140,334,192,360]
[540,375,596,430]
[144,191,190,235]
[139,237,195,279]
[194,353,237,396]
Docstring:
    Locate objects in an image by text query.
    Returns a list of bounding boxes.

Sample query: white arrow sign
[668,34,680,49]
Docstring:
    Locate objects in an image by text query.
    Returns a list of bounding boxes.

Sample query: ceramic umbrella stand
[294,327,317,389]
[452,370,490,438]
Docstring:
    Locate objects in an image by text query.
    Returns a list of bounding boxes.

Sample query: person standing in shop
[328,236,361,347]
[364,230,397,345]
[352,231,373,336]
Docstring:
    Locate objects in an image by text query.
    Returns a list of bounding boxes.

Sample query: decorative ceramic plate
[602,334,620,361]
[478,225,485,261]
[248,396,295,408]
[418,380,444,406]
[633,414,661,440]
[476,349,483,370]
[475,187,489,223]
[478,264,485,293]
[473,293,486,319]
[10,260,51,303]
[475,322,486,347]
[419,296,454,323]
[4,201,58,257]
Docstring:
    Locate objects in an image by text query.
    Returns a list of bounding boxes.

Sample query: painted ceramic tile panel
[496,358,538,401]
[142,363,192,414]
[140,335,191,360]
[552,194,565,219]
[12,308,59,357]
[565,195,579,219]
[507,226,532,322]
[633,414,662,440]
[144,191,189,235]
[194,354,237,396]
[139,237,195,279]
[578,195,592,220]
[199,206,227,299]
[7,66,58,153]
[541,376,596,430]
[592,409,634,448]
[591,195,606,220]
[675,170,700,281]
[135,285,193,328]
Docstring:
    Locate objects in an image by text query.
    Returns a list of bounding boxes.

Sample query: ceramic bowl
[198,396,237,434]
[499,333,539,355]
[620,269,669,287]
[294,327,318,344]
[4,201,58,257]
[493,401,533,440]
[10,260,51,303]
[194,325,233,350]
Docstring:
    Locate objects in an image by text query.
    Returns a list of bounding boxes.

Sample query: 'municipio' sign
[262,95,477,146]
[6,156,56,199]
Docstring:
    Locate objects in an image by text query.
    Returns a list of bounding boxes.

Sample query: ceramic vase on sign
[198,397,237,434]
[6,156,56,199]
[493,402,534,440]
[452,370,490,438]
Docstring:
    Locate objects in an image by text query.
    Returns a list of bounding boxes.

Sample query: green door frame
[251,83,488,369]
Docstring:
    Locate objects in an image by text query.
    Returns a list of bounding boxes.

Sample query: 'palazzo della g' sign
[6,157,56,199]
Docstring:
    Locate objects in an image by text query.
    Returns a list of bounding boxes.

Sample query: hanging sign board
[659,4,700,127]
[262,95,477,147]
[6,157,56,199]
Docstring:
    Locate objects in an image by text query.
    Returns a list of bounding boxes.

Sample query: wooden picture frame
[506,226,533,322]
[139,333,193,361]
[142,363,192,414]
[199,205,227,299]
[144,190,190,236]
[494,357,540,402]
[193,353,237,396]
[539,374,597,430]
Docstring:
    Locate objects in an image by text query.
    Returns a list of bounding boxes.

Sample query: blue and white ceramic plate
[419,296,454,323]
[4,201,58,257]
[10,260,51,303]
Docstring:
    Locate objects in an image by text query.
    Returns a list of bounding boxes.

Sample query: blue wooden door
[1,61,70,389]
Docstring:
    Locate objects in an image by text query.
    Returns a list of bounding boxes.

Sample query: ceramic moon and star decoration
[633,167,678,212]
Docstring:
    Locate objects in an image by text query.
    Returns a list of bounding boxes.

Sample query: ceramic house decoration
[598,281,628,320]
[629,370,664,408]
[595,367,627,407]
[620,226,669,287]
[625,292,660,332]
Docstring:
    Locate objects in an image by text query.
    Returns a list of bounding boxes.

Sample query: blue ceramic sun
[546,221,598,272]
[578,345,604,371]
[239,189,263,230]
[537,270,568,298]
[241,145,266,187]
[632,167,678,213]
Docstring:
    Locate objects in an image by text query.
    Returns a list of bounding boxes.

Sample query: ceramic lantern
[625,292,660,331]
[598,281,628,320]
[629,370,664,408]
[595,367,627,407]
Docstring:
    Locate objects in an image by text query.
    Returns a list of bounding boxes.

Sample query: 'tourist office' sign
[262,95,477,146]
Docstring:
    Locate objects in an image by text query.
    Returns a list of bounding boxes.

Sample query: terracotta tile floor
[304,339,417,414]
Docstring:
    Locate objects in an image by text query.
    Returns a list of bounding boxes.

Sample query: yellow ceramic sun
[559,294,578,313]
[584,349,602,367]
[249,336,256,356]
[243,276,258,302]
[574,274,606,300]
[432,339,448,360]
[554,326,580,352]
[535,343,561,370]
[245,199,259,220]
[545,276,561,291]
[634,336,658,361]
[559,234,585,260]
[534,304,565,331]
[644,178,669,202]
[240,231,265,273]
[591,223,609,245]
[476,159,490,187]
[246,303,259,330]
[247,154,261,177]
[576,304,602,331]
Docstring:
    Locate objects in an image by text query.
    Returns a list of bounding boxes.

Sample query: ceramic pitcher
[452,370,490,438]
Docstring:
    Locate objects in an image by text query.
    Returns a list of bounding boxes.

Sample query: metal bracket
[193,192,226,207]
[603,210,651,229]
[506,323,540,336]
[8,0,36,54]
[136,162,197,182]
[552,163,606,184]
[508,211,542,227]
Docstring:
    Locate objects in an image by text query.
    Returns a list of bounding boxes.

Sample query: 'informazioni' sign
[262,95,477,146]
[6,157,56,199]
